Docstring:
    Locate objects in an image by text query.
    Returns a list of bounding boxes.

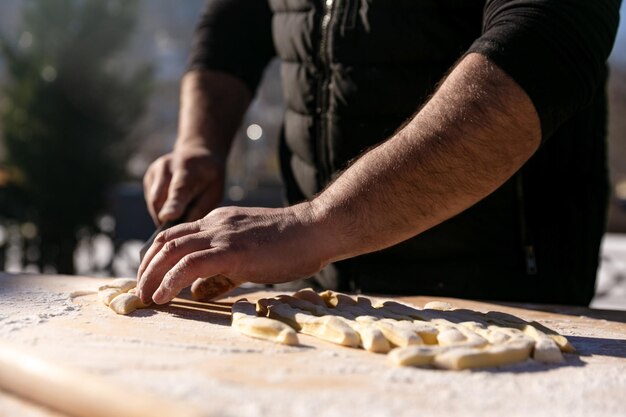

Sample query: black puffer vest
[269,0,608,305]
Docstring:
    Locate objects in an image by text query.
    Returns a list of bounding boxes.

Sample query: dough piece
[525,322,575,353]
[436,327,467,346]
[319,290,357,308]
[389,345,447,367]
[292,288,327,306]
[423,301,454,311]
[433,339,534,370]
[99,288,123,306]
[352,323,391,353]
[518,324,564,362]
[191,275,237,301]
[231,300,298,346]
[435,325,488,348]
[532,338,564,363]
[373,321,422,347]
[275,295,334,317]
[98,278,137,293]
[266,303,360,347]
[374,300,426,320]
[109,293,150,315]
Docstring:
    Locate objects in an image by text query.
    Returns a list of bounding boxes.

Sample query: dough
[99,288,123,306]
[109,292,150,315]
[233,291,574,370]
[98,278,137,293]
[231,300,298,345]
[191,275,238,301]
[97,279,152,315]
[433,339,534,370]
[265,302,360,348]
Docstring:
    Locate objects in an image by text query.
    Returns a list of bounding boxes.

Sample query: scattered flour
[0,288,80,336]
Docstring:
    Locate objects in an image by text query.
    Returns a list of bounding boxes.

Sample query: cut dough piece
[374,300,425,320]
[292,288,327,306]
[352,323,391,353]
[275,295,334,317]
[433,339,534,370]
[319,290,357,308]
[532,337,564,363]
[525,322,575,353]
[423,301,454,311]
[373,321,422,347]
[109,293,150,315]
[231,300,299,346]
[436,327,467,346]
[98,278,136,293]
[389,345,447,367]
[266,303,359,348]
[435,325,488,348]
[191,275,237,301]
[99,288,123,307]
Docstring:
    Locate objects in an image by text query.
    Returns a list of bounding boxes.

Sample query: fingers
[143,160,172,225]
[152,249,229,304]
[158,168,194,223]
[136,222,202,299]
[137,231,211,303]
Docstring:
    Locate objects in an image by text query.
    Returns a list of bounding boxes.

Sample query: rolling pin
[0,342,204,417]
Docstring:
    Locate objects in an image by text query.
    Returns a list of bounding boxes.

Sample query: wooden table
[0,272,625,417]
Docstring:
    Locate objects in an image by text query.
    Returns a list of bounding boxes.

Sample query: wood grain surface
[0,272,625,417]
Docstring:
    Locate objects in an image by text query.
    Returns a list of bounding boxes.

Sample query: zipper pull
[524,245,538,275]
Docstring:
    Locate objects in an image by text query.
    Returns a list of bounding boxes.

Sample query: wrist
[291,199,354,270]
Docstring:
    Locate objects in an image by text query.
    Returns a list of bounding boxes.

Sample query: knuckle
[154,231,169,245]
[162,239,179,256]
[178,253,199,272]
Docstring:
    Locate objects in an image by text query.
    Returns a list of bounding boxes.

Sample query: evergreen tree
[0,0,152,273]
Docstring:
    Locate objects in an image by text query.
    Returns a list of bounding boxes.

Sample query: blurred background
[0,1,624,309]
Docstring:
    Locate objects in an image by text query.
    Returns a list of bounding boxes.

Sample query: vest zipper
[317,0,337,186]
[516,173,538,275]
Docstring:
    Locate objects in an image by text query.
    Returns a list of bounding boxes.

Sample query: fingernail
[153,288,169,304]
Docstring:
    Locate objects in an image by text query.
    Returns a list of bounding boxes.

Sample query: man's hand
[136,203,328,304]
[143,145,225,225]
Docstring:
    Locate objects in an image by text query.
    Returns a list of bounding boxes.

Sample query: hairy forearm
[309,53,541,264]
[176,70,251,162]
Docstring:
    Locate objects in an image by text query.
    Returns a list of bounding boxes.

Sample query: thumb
[158,169,194,222]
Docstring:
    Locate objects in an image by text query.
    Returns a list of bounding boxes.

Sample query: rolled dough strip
[433,339,534,370]
[231,300,299,345]
[190,275,238,301]
[109,293,150,315]
[98,278,136,293]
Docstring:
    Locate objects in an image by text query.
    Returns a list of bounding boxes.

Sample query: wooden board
[1,272,625,417]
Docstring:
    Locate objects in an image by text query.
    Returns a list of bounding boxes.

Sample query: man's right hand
[143,144,225,225]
